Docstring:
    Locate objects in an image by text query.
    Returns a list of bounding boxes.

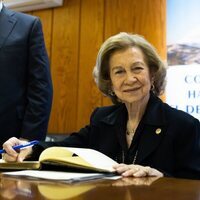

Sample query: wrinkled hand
[113,164,163,177]
[2,137,33,162]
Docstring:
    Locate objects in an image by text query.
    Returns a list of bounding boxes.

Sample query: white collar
[0,1,2,12]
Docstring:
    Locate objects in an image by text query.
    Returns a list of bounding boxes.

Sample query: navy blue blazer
[38,93,200,179]
[0,6,53,146]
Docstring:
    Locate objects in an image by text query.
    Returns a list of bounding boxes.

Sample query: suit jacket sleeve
[21,17,53,141]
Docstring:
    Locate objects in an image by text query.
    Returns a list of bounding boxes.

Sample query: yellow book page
[39,147,92,169]
[39,147,117,172]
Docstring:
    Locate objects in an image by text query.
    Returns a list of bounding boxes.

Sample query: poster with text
[166,0,200,120]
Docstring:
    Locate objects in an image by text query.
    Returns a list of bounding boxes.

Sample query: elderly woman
[2,32,200,179]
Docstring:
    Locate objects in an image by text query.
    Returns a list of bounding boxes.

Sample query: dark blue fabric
[0,6,53,147]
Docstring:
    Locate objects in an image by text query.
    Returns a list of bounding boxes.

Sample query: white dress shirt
[0,1,2,12]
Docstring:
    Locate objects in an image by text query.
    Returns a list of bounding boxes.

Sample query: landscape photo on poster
[166,0,200,121]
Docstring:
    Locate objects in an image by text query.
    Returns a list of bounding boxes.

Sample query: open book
[0,147,118,173]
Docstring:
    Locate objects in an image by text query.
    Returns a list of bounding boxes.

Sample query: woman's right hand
[2,137,33,162]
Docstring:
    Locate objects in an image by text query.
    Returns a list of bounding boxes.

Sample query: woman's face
[109,47,152,104]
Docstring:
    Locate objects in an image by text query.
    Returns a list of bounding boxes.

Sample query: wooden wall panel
[77,0,104,128]
[48,0,80,133]
[105,0,166,55]
[30,0,166,134]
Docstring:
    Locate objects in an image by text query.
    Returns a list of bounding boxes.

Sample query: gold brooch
[155,128,161,134]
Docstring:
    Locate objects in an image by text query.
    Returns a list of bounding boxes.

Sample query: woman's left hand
[113,164,163,177]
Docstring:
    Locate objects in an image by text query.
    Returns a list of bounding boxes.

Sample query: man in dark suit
[0,2,53,148]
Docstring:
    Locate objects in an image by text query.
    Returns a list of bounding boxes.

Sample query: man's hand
[2,137,33,162]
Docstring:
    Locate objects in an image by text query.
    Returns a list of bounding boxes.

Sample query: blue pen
[0,140,39,154]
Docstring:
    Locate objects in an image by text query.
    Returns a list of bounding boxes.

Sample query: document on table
[2,170,119,183]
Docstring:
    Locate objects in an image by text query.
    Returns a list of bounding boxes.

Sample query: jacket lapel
[136,94,167,163]
[136,125,165,163]
[0,6,17,49]
[101,104,128,151]
[100,93,167,164]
